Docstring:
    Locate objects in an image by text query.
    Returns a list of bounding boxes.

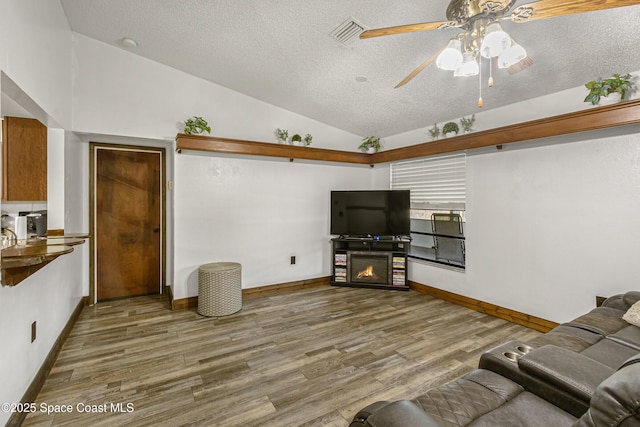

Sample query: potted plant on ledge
[584,73,635,106]
[359,136,381,153]
[428,123,440,140]
[275,128,289,144]
[183,116,211,135]
[443,122,459,138]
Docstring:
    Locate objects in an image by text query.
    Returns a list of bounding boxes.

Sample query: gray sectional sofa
[350,291,640,426]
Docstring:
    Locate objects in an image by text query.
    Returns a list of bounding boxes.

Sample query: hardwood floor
[22,286,541,427]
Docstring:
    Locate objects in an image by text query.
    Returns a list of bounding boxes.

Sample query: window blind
[390,153,466,209]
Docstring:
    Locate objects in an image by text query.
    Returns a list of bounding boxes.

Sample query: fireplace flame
[356,265,379,280]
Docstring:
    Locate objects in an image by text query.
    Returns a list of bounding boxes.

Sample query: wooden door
[95,147,163,301]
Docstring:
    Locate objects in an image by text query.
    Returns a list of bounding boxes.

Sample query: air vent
[330,17,366,46]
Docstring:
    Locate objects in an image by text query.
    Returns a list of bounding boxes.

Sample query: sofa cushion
[565,307,628,336]
[607,325,640,351]
[578,339,639,369]
[360,400,444,427]
[466,392,576,427]
[410,370,523,427]
[528,326,599,353]
[622,300,640,328]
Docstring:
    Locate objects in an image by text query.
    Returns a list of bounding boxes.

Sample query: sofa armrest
[518,345,615,402]
[351,400,444,427]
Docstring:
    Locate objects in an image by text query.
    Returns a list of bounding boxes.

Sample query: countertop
[1,234,88,286]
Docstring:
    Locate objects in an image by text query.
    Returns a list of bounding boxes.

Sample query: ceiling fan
[360,0,640,101]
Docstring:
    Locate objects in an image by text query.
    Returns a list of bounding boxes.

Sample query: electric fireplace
[348,251,392,286]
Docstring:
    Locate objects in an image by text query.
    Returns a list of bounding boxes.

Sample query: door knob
[153,227,160,233]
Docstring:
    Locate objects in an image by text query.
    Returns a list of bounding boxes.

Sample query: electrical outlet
[290,256,296,265]
[31,321,36,343]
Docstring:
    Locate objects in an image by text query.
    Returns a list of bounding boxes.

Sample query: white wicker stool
[198,262,242,317]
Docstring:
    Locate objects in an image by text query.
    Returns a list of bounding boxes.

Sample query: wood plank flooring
[22,286,541,427]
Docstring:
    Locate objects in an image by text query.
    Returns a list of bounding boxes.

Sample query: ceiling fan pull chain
[478,57,484,108]
[488,57,495,87]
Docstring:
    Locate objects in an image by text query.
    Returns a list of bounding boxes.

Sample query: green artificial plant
[303,133,313,146]
[584,73,634,105]
[443,122,459,135]
[428,123,440,140]
[275,128,289,143]
[358,136,381,153]
[460,114,476,133]
[183,116,211,135]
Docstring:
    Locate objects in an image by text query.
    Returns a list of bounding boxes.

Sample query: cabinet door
[2,116,47,201]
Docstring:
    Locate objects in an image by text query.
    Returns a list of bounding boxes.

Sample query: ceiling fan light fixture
[436,38,463,71]
[480,22,511,58]
[454,51,479,77]
[498,42,527,68]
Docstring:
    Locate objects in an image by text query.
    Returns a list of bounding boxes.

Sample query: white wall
[0,0,72,129]
[70,33,371,299]
[174,153,373,298]
[0,251,84,419]
[47,128,66,230]
[0,2,83,425]
[403,126,640,324]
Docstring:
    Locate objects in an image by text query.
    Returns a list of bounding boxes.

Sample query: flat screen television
[330,190,410,237]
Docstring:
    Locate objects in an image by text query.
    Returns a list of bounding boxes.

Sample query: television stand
[331,237,410,291]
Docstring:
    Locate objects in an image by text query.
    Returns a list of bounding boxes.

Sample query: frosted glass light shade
[498,43,527,68]
[454,52,479,77]
[480,23,511,58]
[436,39,463,71]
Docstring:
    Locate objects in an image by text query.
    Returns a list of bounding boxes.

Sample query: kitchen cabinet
[2,116,47,201]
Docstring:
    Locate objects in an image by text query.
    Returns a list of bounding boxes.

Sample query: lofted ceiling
[59,0,640,138]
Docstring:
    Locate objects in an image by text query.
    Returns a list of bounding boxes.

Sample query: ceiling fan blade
[509,0,640,22]
[395,47,446,89]
[360,20,458,39]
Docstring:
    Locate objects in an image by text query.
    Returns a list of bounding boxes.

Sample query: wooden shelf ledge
[375,99,640,163]
[175,99,640,165]
[176,134,372,165]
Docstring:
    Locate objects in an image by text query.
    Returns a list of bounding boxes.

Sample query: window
[391,153,466,268]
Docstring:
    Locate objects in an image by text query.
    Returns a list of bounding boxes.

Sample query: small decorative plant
[275,128,289,143]
[291,133,302,145]
[460,114,476,133]
[443,122,459,136]
[183,116,211,135]
[359,136,381,153]
[428,123,440,140]
[584,73,634,105]
[303,133,313,146]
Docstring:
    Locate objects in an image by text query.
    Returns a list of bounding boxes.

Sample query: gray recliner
[350,354,640,427]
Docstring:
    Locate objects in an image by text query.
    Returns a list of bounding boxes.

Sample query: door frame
[89,142,166,304]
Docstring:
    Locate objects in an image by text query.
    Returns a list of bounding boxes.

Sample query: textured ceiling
[59,0,640,138]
